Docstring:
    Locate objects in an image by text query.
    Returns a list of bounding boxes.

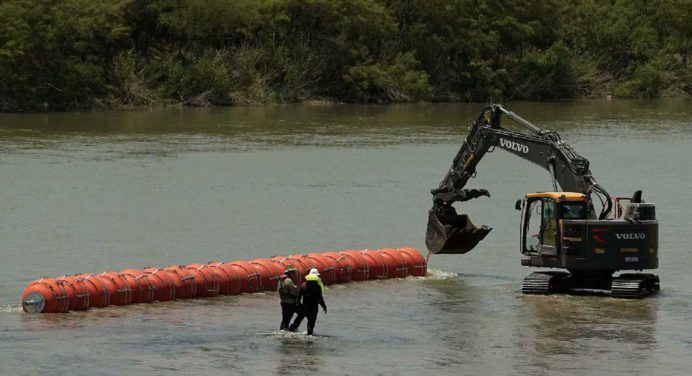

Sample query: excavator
[426,104,660,298]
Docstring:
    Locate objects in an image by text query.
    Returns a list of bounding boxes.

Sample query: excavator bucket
[426,212,492,254]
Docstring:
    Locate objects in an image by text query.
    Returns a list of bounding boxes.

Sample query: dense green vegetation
[0,0,689,111]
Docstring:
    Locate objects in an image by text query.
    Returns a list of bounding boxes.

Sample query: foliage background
[0,0,689,111]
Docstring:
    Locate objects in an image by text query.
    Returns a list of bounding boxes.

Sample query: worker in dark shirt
[278,267,299,331]
[288,268,327,335]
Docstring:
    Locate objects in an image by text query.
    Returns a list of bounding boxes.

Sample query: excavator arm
[427,104,612,254]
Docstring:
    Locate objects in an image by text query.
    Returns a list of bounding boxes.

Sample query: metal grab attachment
[425,212,492,254]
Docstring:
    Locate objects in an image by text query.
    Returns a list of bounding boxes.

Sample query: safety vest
[304,274,324,293]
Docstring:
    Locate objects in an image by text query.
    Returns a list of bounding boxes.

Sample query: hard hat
[309,268,320,276]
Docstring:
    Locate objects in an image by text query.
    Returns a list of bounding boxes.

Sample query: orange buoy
[98,272,132,306]
[58,276,90,311]
[320,252,345,283]
[395,248,421,277]
[208,261,242,295]
[395,251,416,277]
[270,256,308,285]
[339,250,370,281]
[376,251,400,279]
[321,252,352,283]
[164,266,197,299]
[297,254,339,284]
[120,269,155,303]
[306,253,338,285]
[398,247,427,276]
[224,261,261,293]
[250,258,284,291]
[289,255,316,272]
[286,255,314,274]
[77,273,111,308]
[186,264,220,298]
[143,268,176,302]
[361,249,387,279]
[378,249,408,278]
[21,278,70,313]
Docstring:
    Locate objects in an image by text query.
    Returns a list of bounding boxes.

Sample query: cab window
[561,202,587,219]
[542,199,557,228]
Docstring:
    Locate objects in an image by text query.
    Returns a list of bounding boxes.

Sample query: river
[0,100,690,375]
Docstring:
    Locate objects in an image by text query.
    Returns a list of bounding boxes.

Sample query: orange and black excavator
[426,105,659,298]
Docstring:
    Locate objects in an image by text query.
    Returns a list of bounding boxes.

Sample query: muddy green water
[0,101,690,375]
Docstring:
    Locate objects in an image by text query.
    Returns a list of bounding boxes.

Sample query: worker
[543,204,557,247]
[278,266,299,331]
[288,268,327,336]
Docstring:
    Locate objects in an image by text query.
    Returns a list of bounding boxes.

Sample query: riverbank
[1,0,689,112]
[5,92,691,115]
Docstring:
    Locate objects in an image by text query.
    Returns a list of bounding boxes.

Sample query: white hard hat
[309,268,320,276]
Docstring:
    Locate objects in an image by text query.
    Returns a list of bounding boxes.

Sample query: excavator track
[611,273,660,299]
[522,271,569,295]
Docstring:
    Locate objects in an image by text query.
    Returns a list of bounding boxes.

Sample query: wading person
[288,268,327,336]
[278,267,299,331]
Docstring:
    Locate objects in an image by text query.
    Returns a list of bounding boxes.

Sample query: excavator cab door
[540,199,558,255]
[522,197,559,256]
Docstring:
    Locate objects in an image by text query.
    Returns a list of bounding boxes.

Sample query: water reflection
[514,295,658,373]
[19,310,92,330]
[1,101,688,154]
[1,100,688,133]
[276,335,326,375]
[420,275,486,367]
[521,295,656,342]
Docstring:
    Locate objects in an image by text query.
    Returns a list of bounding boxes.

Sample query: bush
[226,46,277,105]
[113,50,163,106]
[158,51,233,105]
[615,64,666,99]
[343,53,431,102]
[513,42,578,99]
[277,44,324,102]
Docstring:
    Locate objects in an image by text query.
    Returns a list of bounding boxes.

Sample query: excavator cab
[518,192,588,257]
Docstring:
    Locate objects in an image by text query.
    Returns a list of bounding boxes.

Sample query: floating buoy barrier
[21,247,426,313]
